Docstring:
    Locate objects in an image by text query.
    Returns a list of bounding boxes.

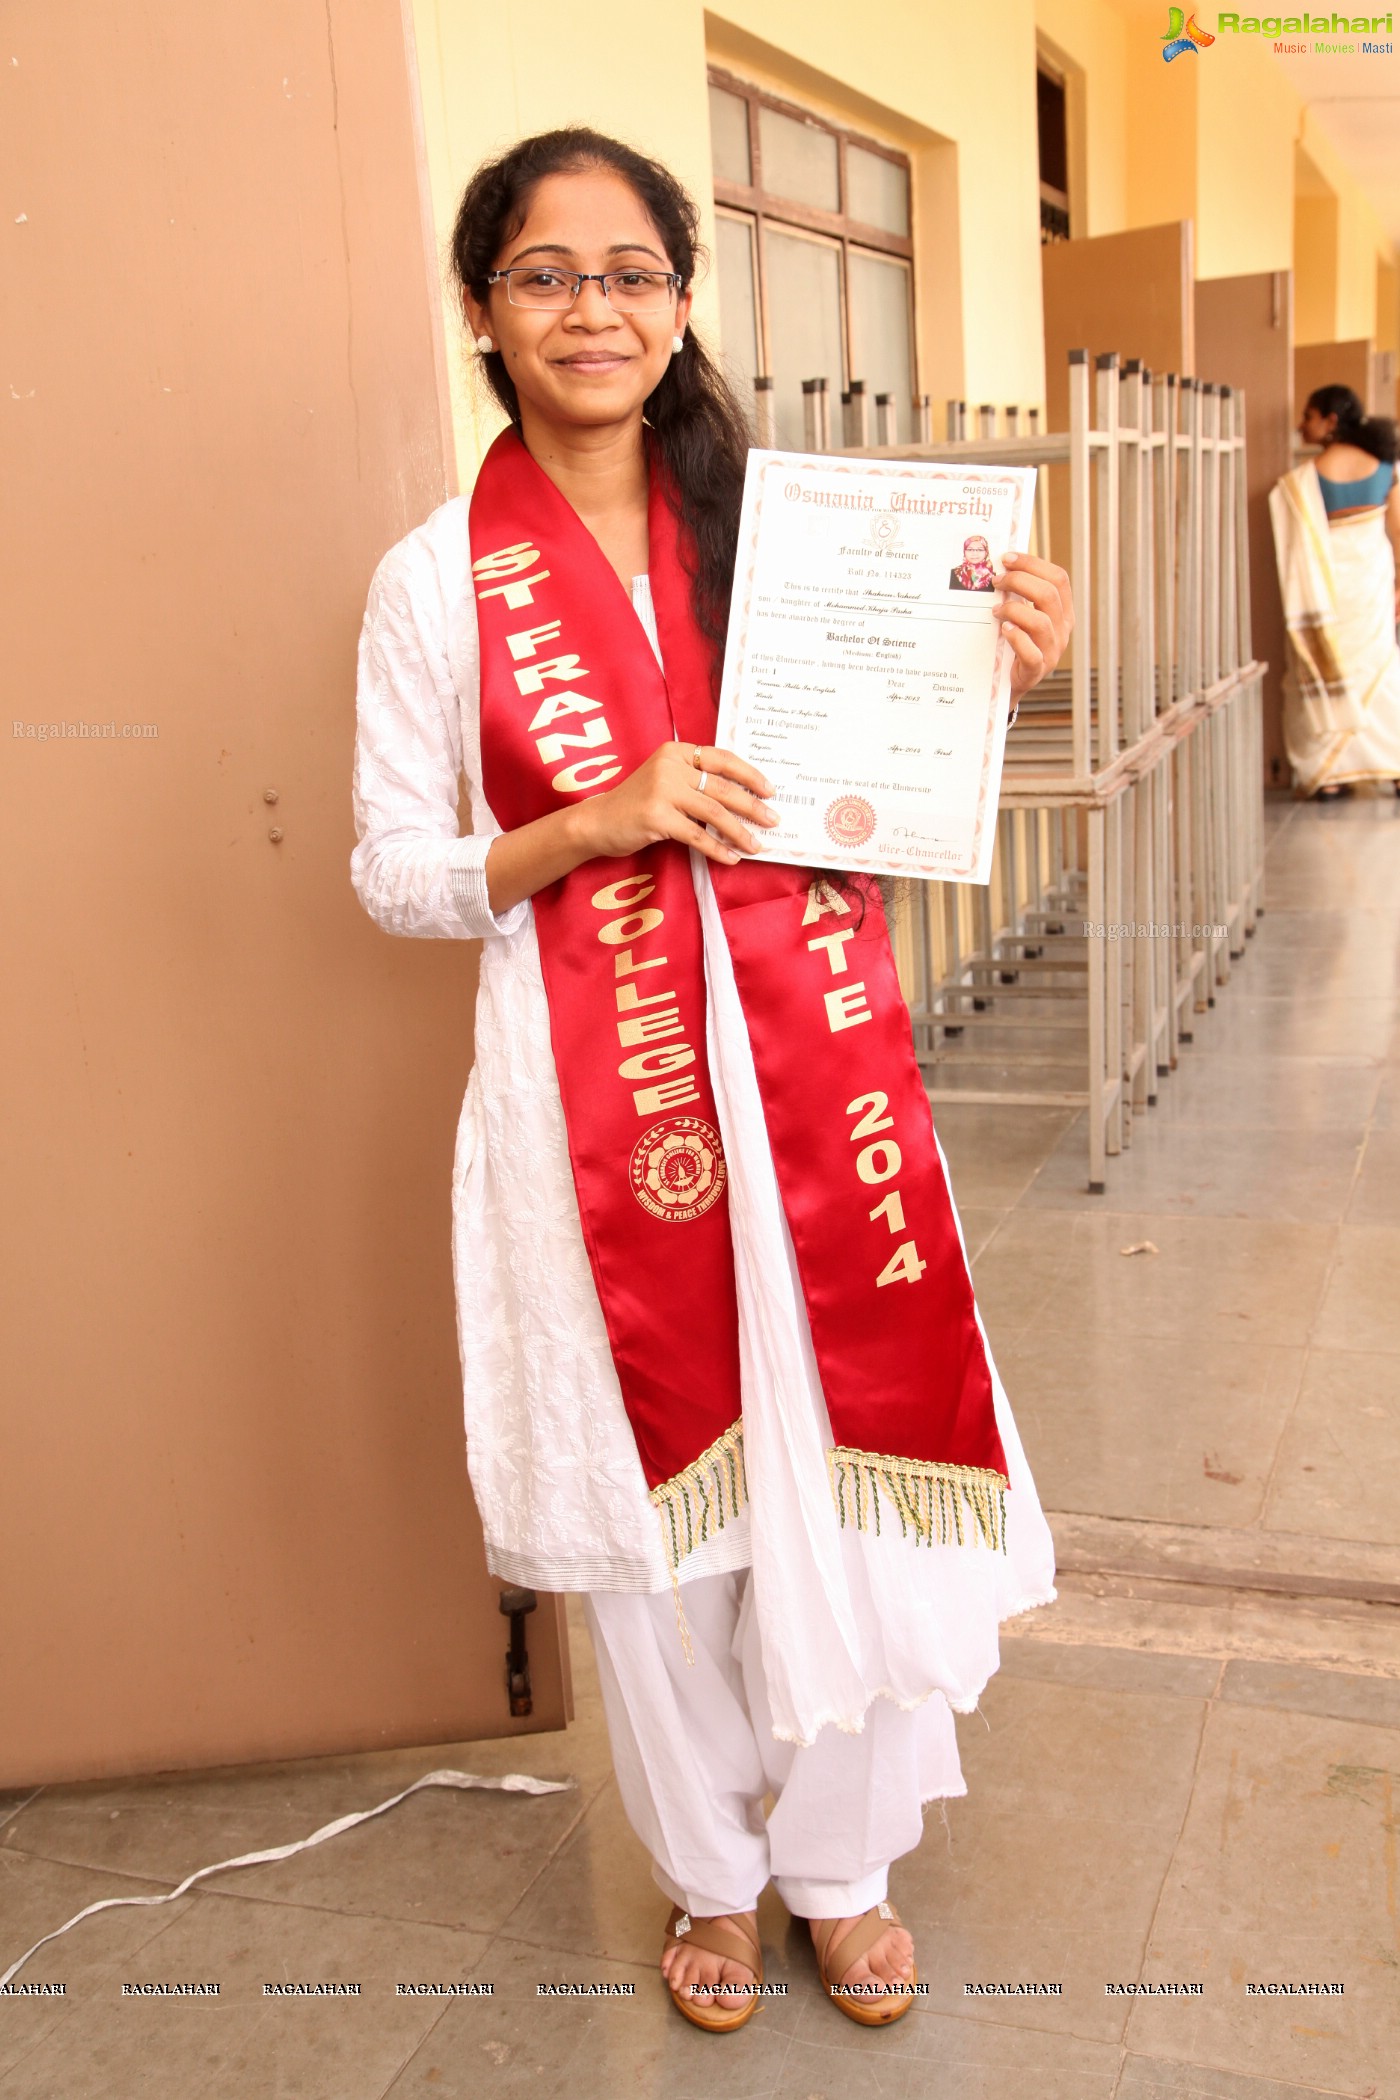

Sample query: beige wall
[411,0,718,479]
[1108,8,1394,329]
[1195,40,1297,280]
[409,0,1397,486]
[1294,113,1394,344]
[1,0,566,1785]
[1036,0,1129,238]
[1295,158,1342,347]
[411,0,1052,486]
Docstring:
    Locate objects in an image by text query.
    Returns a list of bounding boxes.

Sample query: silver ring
[696,769,709,795]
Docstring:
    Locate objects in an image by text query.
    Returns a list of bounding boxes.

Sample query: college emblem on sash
[630,1116,727,1224]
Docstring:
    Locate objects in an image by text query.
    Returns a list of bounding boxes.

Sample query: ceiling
[1269,47,1400,244]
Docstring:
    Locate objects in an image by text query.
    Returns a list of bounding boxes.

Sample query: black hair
[449,127,886,919]
[449,126,750,669]
[1306,384,1398,464]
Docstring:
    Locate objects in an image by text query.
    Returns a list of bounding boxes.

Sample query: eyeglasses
[486,267,683,312]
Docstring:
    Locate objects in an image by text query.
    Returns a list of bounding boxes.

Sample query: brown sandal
[661,1904,764,2032]
[811,1899,919,2025]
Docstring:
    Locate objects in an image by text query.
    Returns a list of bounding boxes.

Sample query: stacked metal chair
[762,350,1266,1190]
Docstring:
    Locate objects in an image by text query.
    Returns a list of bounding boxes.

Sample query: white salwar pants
[583,1566,968,1920]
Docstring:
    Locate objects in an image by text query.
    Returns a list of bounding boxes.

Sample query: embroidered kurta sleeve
[351,540,526,941]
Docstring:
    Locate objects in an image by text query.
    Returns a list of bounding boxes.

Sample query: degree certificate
[715,451,1037,885]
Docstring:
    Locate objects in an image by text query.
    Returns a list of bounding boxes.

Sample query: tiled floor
[3,791,1398,2098]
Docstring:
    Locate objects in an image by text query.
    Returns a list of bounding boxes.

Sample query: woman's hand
[484,740,777,916]
[997,553,1075,705]
[577,741,779,867]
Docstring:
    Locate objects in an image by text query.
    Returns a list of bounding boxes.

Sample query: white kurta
[351,496,1056,1746]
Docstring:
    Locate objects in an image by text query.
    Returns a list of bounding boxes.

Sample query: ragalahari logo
[1161,6,1216,55]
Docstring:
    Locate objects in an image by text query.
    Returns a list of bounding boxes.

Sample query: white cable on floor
[0,1766,573,1992]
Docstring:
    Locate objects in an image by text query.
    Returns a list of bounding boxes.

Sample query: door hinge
[499,1586,537,1716]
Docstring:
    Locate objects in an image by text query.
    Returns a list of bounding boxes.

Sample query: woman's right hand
[577,741,779,866]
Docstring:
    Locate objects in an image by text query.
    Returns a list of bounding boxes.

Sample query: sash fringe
[827,1445,1009,1554]
[649,1419,748,1665]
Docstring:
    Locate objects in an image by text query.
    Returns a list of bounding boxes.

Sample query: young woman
[1271,383,1400,799]
[351,128,1071,2033]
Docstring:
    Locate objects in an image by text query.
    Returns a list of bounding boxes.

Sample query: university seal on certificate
[824,794,877,848]
[716,450,1037,886]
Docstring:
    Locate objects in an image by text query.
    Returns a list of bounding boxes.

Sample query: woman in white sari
[1269,384,1400,799]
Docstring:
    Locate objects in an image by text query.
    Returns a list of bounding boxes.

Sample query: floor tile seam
[1118,1689,1214,2040]
[1253,1344,1313,1525]
[0,1885,203,1997]
[967,1210,1018,1263]
[1107,2038,1130,2100]
[1116,2046,1366,2099]
[480,1924,656,1974]
[1302,1203,1385,1352]
[1011,1324,1318,1362]
[763,2024,797,2096]
[0,1839,192,1893]
[1342,1116,1400,1220]
[468,1789,600,1943]
[374,1996,456,2100]
[170,1878,510,1941]
[784,2000,1133,2051]
[0,2021,66,2099]
[0,1791,43,1835]
[1115,1117,1381,1139]
[989,1657,1219,1707]
[1335,1118,1379,1226]
[136,1877,497,1930]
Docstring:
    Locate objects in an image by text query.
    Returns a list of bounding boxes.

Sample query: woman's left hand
[997,553,1075,711]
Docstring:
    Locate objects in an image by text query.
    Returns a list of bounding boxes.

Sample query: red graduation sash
[470,427,1007,1573]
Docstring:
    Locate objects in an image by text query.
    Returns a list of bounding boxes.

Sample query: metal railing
[744,357,1266,1190]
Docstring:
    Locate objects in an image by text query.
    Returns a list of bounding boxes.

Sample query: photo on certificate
[715,450,1037,886]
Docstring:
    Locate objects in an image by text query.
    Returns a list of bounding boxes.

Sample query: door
[1198,271,1296,787]
[0,0,567,1786]
[1040,221,1195,584]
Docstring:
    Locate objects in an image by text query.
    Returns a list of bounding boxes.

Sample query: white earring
[475,333,494,354]
[671,333,685,355]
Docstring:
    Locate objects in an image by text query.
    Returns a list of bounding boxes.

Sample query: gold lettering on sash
[632,1074,702,1116]
[807,929,857,974]
[597,909,665,945]
[473,544,551,611]
[535,717,613,764]
[513,653,587,696]
[617,1008,683,1047]
[802,879,852,925]
[471,541,542,579]
[618,1045,695,1081]
[616,981,675,1011]
[553,757,623,793]
[506,621,564,660]
[614,948,669,978]
[477,570,551,610]
[528,690,602,730]
[856,1138,902,1183]
[592,876,656,910]
[825,982,872,1032]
